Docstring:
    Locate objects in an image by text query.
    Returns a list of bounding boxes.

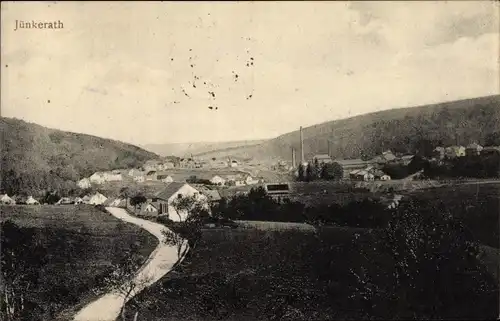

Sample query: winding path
[73,207,188,321]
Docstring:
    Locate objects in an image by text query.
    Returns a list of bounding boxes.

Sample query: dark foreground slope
[0,117,160,196]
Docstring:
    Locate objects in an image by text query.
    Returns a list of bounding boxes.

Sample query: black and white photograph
[1,1,499,320]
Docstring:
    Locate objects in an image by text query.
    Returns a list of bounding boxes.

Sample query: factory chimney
[292,148,296,168]
[300,126,305,163]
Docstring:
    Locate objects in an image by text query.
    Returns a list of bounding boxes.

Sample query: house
[265,183,291,202]
[74,197,84,205]
[466,143,484,156]
[143,160,161,172]
[210,175,226,186]
[89,172,106,184]
[56,197,74,205]
[103,172,122,182]
[229,159,239,168]
[157,174,174,183]
[77,178,92,189]
[382,150,397,162]
[88,192,107,205]
[139,203,158,216]
[432,147,445,160]
[349,169,374,181]
[226,175,246,186]
[481,146,500,156]
[128,168,143,177]
[146,171,158,181]
[313,154,333,164]
[400,155,414,166]
[1,194,15,205]
[445,146,466,159]
[151,182,208,221]
[194,186,222,204]
[244,175,257,185]
[133,175,146,183]
[26,196,40,205]
[372,169,391,181]
[82,195,91,204]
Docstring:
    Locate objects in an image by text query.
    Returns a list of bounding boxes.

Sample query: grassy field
[0,205,158,321]
[123,227,389,321]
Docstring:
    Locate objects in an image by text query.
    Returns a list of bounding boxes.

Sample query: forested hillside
[198,95,500,161]
[0,117,160,196]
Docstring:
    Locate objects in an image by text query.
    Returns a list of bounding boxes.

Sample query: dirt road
[73,207,188,321]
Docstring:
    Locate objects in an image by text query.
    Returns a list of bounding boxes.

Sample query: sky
[1,1,499,145]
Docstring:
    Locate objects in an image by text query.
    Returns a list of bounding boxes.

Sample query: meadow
[121,182,499,320]
[0,205,158,321]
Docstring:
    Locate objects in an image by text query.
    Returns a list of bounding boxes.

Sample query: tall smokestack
[328,140,330,158]
[292,148,296,168]
[300,126,305,163]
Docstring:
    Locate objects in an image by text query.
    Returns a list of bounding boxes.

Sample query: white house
[103,172,122,182]
[89,172,106,184]
[77,178,92,189]
[88,192,108,205]
[1,194,15,205]
[210,175,226,186]
[229,159,239,167]
[133,175,145,183]
[140,203,158,216]
[244,175,257,185]
[74,197,84,205]
[157,174,174,183]
[26,196,40,205]
[128,169,142,177]
[380,174,391,181]
[152,182,208,221]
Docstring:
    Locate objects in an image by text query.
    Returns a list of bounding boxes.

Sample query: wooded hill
[196,95,500,161]
[0,117,160,196]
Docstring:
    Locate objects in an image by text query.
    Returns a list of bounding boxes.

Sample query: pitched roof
[313,154,331,160]
[146,171,157,176]
[155,182,188,200]
[467,142,483,149]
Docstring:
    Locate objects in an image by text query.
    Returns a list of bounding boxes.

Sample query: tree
[120,187,130,208]
[305,163,314,182]
[129,195,147,207]
[1,221,49,321]
[102,243,154,321]
[485,132,500,146]
[162,195,209,257]
[297,164,305,181]
[321,162,343,180]
[381,199,498,318]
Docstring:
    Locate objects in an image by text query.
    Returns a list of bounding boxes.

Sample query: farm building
[445,146,466,159]
[147,182,208,221]
[157,174,174,183]
[77,178,92,189]
[1,194,16,205]
[134,175,146,183]
[466,143,484,156]
[481,146,500,156]
[399,155,414,165]
[26,196,40,205]
[56,197,74,205]
[88,192,108,205]
[312,154,333,164]
[349,169,375,181]
[146,171,158,181]
[140,203,158,216]
[432,146,445,160]
[210,175,226,186]
[229,159,239,167]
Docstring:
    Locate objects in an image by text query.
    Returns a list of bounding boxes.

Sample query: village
[2,131,498,222]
